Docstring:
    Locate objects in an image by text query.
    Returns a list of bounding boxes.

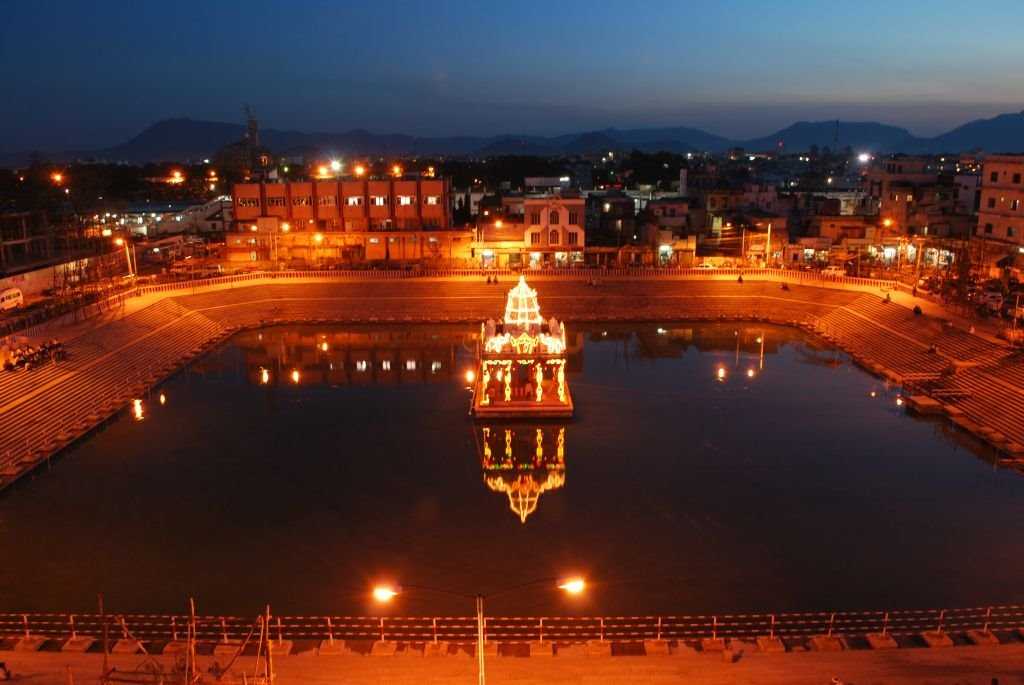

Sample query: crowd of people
[1,339,66,372]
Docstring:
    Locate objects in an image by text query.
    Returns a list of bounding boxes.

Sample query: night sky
[3,0,1022,152]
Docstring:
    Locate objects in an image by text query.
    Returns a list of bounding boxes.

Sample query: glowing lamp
[314,232,324,244]
[291,369,300,384]
[558,578,586,595]
[372,585,399,603]
[354,164,366,177]
[329,159,342,172]
[716,367,727,381]
[465,369,476,384]
[391,164,403,177]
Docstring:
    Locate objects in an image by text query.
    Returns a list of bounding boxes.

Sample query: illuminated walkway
[5,642,1024,685]
[1,278,1022,490]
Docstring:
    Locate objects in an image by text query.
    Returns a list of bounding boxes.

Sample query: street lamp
[373,576,585,685]
[114,237,134,277]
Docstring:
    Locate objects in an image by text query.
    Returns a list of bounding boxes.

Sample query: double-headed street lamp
[372,576,585,685]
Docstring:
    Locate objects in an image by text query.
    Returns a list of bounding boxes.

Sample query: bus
[0,287,24,312]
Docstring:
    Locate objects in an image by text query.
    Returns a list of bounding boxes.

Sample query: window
[317,195,336,206]
[1015,173,1022,184]
[425,195,440,205]
[292,195,312,206]
[346,196,363,206]
[988,197,997,209]
[356,360,368,372]
[405,360,416,371]
[371,196,387,206]
[549,211,560,225]
[530,232,540,245]
[567,231,579,246]
[398,195,415,206]
[530,212,540,225]
[237,198,260,208]
[1010,227,1017,238]
[1013,199,1021,211]
[985,223,994,234]
[991,171,999,182]
[568,210,579,224]
[549,230,559,245]
[267,196,286,207]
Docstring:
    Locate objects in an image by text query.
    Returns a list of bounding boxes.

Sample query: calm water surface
[2,323,1022,617]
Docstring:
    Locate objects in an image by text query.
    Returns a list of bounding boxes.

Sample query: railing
[0,605,1016,644]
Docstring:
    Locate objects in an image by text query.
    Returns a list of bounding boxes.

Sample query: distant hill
[741,120,918,153]
[924,111,1024,154]
[4,109,1024,166]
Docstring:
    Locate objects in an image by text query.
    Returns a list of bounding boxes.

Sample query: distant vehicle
[696,262,718,270]
[821,266,846,277]
[196,264,224,278]
[0,287,24,312]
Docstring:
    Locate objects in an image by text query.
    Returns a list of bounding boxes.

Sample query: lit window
[549,230,559,245]
[369,237,380,244]
[530,232,540,245]
[1012,200,1021,211]
[371,196,387,206]
[346,196,363,206]
[405,359,417,371]
[381,360,391,371]
[567,231,579,246]
[425,195,440,205]
[431,361,442,373]
[356,360,368,372]
[398,195,415,206]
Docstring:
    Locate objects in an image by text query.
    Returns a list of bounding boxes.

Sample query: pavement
[4,643,1024,684]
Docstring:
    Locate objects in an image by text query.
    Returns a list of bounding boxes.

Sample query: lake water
[2,323,1021,618]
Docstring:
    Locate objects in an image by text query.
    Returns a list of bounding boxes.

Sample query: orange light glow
[114,237,125,246]
[168,170,184,184]
[313,232,324,244]
[465,369,476,384]
[281,222,291,233]
[132,399,144,422]
[391,164,403,177]
[291,369,301,384]
[317,164,330,178]
[372,585,399,603]
[250,225,258,232]
[50,172,64,184]
[320,341,329,352]
[159,393,166,406]
[883,218,893,228]
[495,220,503,228]
[746,368,755,378]
[558,578,586,595]
[716,367,727,381]
[259,367,270,385]
[354,164,366,177]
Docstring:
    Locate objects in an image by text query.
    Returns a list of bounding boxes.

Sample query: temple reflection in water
[201,324,582,387]
[477,424,567,524]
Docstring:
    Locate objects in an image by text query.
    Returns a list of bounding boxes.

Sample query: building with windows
[978,155,1024,245]
[472,194,585,268]
[228,177,472,266]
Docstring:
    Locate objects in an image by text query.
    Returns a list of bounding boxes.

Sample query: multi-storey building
[473,193,585,268]
[978,155,1024,245]
[228,176,472,265]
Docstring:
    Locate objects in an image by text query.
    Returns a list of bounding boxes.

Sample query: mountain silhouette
[5,111,1024,166]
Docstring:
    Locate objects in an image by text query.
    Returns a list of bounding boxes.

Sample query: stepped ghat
[1,274,1023,491]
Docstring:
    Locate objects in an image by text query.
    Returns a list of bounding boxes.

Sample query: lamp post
[373,576,585,685]
[114,237,134,277]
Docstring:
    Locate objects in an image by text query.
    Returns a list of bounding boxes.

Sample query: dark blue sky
[3,0,1022,152]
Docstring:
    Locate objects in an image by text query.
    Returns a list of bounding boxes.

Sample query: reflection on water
[477,424,567,523]
[1,322,1019,617]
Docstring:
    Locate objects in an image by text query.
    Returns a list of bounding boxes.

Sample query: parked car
[0,287,24,312]
[821,266,846,277]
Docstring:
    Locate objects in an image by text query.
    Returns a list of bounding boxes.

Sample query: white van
[0,287,24,312]
[821,266,846,277]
